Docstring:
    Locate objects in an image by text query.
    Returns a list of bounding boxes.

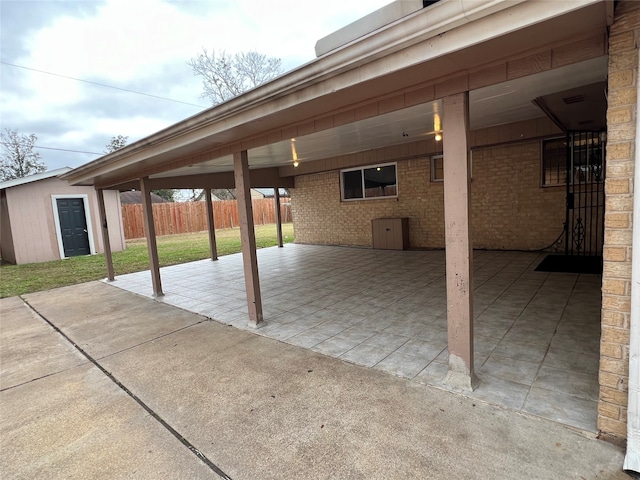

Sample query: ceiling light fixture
[291,138,299,167]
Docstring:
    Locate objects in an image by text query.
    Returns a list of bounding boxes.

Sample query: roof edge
[0,167,73,190]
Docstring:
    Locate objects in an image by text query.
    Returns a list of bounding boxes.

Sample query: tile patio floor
[109,244,602,433]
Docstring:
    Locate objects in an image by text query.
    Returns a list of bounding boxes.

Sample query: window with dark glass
[542,135,603,186]
[542,137,568,186]
[341,163,397,200]
[431,155,444,182]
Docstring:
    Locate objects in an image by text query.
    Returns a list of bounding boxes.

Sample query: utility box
[371,217,409,250]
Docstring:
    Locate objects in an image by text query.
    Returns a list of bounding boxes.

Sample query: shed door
[56,198,91,257]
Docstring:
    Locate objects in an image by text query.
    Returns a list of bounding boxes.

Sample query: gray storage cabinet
[371,217,409,250]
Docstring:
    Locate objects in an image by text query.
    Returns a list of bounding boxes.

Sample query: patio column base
[247,318,266,329]
[444,354,479,391]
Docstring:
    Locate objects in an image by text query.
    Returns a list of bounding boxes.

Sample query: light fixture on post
[290,138,299,167]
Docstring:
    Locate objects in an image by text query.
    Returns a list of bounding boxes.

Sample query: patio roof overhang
[61,0,612,191]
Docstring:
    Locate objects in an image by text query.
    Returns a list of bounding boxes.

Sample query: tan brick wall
[598,0,639,443]
[291,140,565,251]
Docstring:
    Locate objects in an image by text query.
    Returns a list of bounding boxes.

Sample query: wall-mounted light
[434,133,442,142]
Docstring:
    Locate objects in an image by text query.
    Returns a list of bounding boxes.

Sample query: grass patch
[0,223,294,299]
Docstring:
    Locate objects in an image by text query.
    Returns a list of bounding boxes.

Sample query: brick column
[599,0,640,443]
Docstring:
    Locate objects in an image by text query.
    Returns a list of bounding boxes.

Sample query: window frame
[541,136,568,187]
[430,154,444,182]
[340,162,398,201]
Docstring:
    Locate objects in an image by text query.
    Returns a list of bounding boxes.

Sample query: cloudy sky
[1,0,390,171]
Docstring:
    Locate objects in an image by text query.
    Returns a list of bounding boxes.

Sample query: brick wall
[291,140,565,251]
[598,0,639,443]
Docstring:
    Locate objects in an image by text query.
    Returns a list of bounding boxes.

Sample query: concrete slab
[99,322,628,480]
[0,296,86,389]
[0,295,220,479]
[23,282,205,359]
[19,282,629,480]
[1,364,217,479]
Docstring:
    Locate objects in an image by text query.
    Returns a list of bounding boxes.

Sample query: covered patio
[58,0,640,453]
[109,244,601,433]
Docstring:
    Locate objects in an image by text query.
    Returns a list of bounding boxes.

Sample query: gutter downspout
[623,45,640,475]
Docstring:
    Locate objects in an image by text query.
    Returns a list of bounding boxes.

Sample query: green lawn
[0,223,294,299]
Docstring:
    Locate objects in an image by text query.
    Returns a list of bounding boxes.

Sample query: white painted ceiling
[153,56,608,179]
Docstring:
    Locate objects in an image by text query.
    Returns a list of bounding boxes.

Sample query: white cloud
[3,0,391,170]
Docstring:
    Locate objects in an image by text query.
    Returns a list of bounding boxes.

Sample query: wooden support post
[204,188,218,260]
[442,92,477,391]
[96,188,115,282]
[233,151,264,327]
[140,176,163,297]
[274,188,283,248]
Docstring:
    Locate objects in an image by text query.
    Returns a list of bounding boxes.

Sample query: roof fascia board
[0,167,72,190]
[63,0,604,186]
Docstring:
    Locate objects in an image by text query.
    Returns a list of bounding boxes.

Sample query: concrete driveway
[0,282,631,479]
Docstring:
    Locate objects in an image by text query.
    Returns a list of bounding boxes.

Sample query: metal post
[442,92,477,391]
[140,177,163,297]
[204,188,218,260]
[233,150,263,326]
[274,188,283,248]
[96,188,115,281]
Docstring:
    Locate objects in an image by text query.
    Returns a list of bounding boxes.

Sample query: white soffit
[153,100,444,178]
[154,56,608,179]
[469,56,608,129]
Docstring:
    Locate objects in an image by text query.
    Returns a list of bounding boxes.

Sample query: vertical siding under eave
[5,178,126,264]
[0,190,16,263]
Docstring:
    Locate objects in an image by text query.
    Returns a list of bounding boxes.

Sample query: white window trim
[340,162,398,201]
[51,194,96,259]
[431,154,444,182]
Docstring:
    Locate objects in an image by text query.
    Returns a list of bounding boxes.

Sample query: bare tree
[212,188,236,200]
[0,129,47,181]
[104,135,129,154]
[106,135,175,201]
[187,49,283,105]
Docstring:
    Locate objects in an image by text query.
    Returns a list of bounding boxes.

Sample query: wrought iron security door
[565,131,605,257]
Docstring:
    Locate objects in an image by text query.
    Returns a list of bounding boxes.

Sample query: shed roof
[0,167,72,190]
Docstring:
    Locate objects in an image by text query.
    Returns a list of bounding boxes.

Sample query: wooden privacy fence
[122,198,292,239]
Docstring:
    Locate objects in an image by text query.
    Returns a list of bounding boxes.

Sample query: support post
[140,177,163,297]
[96,188,115,282]
[442,92,477,391]
[204,188,218,260]
[274,188,283,248]
[233,150,264,327]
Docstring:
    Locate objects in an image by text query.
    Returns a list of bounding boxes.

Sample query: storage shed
[0,167,125,265]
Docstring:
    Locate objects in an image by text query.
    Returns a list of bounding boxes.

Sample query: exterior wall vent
[563,95,586,105]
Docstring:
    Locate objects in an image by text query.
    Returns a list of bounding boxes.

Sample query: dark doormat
[535,255,602,274]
